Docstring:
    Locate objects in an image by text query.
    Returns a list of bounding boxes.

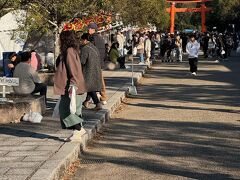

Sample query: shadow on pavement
[130,60,240,110]
[78,55,240,179]
[82,119,240,179]
[0,121,65,142]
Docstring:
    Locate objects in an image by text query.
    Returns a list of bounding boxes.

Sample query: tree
[0,0,21,17]
[7,0,112,57]
[174,2,200,31]
[16,0,104,34]
[7,0,169,38]
[108,0,169,31]
[7,0,169,58]
[207,0,240,32]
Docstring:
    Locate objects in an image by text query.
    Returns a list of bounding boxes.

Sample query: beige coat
[137,37,145,54]
[116,33,125,49]
[145,38,151,58]
[54,48,86,95]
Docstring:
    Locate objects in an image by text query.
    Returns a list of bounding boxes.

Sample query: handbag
[106,62,117,70]
[69,85,77,114]
[221,49,225,55]
[132,47,137,56]
[23,110,43,123]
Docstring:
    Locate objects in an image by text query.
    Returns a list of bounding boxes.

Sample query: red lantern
[97,16,104,24]
[63,23,74,31]
[74,22,85,31]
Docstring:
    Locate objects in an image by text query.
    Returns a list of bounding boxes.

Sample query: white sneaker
[101,100,107,105]
[139,62,145,65]
[191,72,197,76]
[68,128,86,142]
[96,92,101,100]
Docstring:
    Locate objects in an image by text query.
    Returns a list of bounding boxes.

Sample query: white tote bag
[221,49,225,55]
[132,47,137,56]
[69,86,77,114]
[23,110,43,123]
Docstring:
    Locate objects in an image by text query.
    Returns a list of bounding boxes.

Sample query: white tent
[0,10,55,72]
[0,10,26,61]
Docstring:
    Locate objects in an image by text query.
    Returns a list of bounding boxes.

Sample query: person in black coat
[203,33,210,58]
[88,23,108,105]
[80,33,102,111]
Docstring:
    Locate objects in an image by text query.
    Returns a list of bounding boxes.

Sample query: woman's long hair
[60,31,79,56]
[110,42,119,50]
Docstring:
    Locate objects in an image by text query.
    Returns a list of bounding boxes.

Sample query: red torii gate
[166,0,212,33]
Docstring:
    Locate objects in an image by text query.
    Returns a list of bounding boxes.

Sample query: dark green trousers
[59,93,86,129]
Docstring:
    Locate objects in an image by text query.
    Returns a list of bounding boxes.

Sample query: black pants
[203,46,208,58]
[160,47,166,57]
[150,49,155,59]
[32,83,47,95]
[166,48,172,59]
[85,92,100,105]
[189,58,198,73]
[32,83,47,102]
[117,56,125,68]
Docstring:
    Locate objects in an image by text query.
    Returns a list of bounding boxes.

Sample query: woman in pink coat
[30,50,41,71]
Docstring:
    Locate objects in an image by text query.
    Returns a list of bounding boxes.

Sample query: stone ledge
[0,95,46,124]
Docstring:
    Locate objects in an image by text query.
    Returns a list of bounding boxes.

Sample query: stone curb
[29,65,148,180]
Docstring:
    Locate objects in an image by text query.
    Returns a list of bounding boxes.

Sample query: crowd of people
[201,32,238,61]
[104,29,239,76]
[103,30,239,66]
[5,23,240,141]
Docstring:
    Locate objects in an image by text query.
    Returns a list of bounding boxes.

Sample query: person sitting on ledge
[13,51,47,101]
[109,42,126,69]
[7,52,21,77]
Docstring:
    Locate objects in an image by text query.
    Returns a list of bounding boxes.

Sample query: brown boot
[92,103,102,111]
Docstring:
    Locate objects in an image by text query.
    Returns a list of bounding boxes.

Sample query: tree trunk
[54,30,59,69]
[53,22,65,70]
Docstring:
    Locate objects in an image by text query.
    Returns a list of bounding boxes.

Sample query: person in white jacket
[116,30,125,56]
[145,34,151,65]
[46,51,55,70]
[175,35,183,62]
[186,34,200,76]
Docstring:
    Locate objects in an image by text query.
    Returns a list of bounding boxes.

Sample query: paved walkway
[0,61,147,180]
[72,55,240,179]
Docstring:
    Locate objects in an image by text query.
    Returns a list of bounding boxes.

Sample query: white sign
[0,77,19,86]
[0,77,19,100]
